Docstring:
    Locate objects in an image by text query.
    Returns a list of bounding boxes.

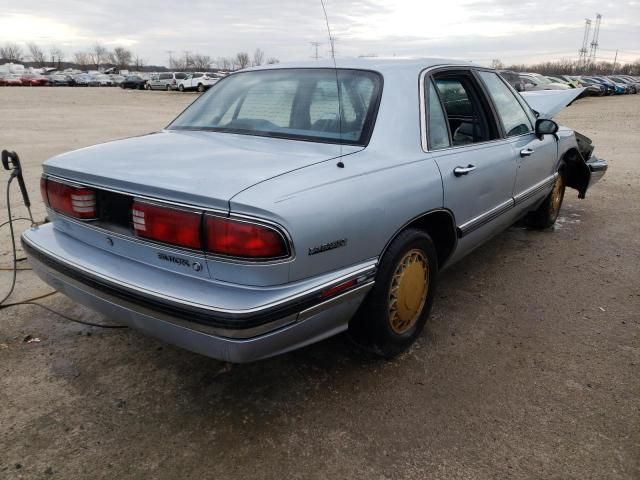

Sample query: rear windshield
[168,68,382,145]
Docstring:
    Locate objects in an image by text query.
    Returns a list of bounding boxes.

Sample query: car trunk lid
[43,130,360,211]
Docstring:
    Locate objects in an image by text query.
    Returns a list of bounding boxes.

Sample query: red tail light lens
[205,216,288,259]
[132,201,202,249]
[45,178,96,219]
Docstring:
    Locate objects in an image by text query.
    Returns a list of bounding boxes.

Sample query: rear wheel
[197,83,205,92]
[178,84,184,92]
[349,229,438,358]
[166,84,171,91]
[527,174,566,229]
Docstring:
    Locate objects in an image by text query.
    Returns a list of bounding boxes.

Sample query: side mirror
[535,119,559,139]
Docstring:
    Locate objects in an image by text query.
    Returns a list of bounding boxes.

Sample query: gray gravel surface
[0,88,638,479]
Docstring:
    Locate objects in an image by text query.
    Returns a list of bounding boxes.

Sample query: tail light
[43,177,96,219]
[132,200,202,249]
[204,215,288,259]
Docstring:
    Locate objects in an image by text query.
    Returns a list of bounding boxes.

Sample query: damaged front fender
[559,130,607,199]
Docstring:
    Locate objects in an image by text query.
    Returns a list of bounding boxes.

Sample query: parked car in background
[520,73,570,91]
[589,77,626,95]
[72,74,99,87]
[572,76,607,96]
[608,76,637,94]
[120,75,148,90]
[177,72,219,92]
[0,74,23,86]
[498,70,525,91]
[147,72,187,90]
[47,73,71,86]
[24,59,607,363]
[109,74,125,86]
[20,73,49,86]
[92,74,113,86]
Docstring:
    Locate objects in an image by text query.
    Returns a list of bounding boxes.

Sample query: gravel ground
[0,88,638,480]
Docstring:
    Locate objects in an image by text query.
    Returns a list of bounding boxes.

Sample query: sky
[1,0,639,66]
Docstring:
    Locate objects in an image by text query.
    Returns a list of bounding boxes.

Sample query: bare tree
[216,56,233,70]
[235,52,250,70]
[266,57,280,65]
[192,54,212,70]
[0,42,24,62]
[49,46,64,69]
[89,43,109,69]
[110,47,133,70]
[490,59,504,70]
[27,43,46,67]
[133,56,146,71]
[252,48,264,67]
[74,51,91,67]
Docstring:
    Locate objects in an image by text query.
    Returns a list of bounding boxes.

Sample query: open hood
[520,88,586,119]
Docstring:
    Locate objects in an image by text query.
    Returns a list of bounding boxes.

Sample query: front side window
[169,69,382,145]
[477,71,533,137]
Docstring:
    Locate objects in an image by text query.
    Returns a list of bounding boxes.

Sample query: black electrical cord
[1,175,126,329]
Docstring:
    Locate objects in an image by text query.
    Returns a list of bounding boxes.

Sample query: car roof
[247,57,477,77]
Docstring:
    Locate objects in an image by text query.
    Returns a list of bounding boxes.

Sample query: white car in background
[177,72,220,92]
[520,73,570,91]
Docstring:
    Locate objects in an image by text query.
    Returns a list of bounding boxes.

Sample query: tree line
[490,58,640,76]
[0,42,279,72]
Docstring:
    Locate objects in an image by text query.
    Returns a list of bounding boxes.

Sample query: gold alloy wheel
[550,175,565,215]
[388,249,429,335]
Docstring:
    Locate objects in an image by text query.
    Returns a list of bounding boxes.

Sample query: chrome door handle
[453,164,476,177]
[520,148,535,157]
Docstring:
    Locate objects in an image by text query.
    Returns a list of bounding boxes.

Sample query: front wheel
[527,174,565,229]
[349,229,438,358]
[197,83,205,92]
[166,84,171,91]
[178,84,184,92]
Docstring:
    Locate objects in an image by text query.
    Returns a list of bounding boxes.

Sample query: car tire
[178,84,184,92]
[166,84,171,91]
[197,83,205,93]
[527,174,566,229]
[349,229,438,358]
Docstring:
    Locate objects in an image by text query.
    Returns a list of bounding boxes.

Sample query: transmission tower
[578,18,591,66]
[310,42,322,60]
[588,13,602,63]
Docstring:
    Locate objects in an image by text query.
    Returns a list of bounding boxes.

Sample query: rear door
[475,71,558,207]
[425,68,518,237]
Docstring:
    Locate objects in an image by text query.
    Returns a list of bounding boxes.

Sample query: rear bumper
[22,226,375,362]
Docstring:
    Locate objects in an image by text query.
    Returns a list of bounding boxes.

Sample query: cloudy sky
[1,0,639,66]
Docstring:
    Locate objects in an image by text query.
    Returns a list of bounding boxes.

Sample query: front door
[474,70,558,206]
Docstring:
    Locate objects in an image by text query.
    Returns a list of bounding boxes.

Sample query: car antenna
[319,0,344,167]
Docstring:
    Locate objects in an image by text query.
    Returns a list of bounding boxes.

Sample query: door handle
[520,148,535,157]
[453,164,476,177]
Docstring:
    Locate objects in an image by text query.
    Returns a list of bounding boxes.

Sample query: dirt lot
[0,87,638,480]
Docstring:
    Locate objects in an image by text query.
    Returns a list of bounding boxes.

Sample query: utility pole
[611,49,618,74]
[310,42,322,60]
[329,36,337,59]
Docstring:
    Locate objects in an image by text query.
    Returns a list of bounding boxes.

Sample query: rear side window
[477,71,534,137]
[160,73,171,80]
[433,73,498,146]
[426,80,451,150]
[175,73,187,79]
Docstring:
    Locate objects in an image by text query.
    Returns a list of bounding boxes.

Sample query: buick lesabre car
[23,59,607,362]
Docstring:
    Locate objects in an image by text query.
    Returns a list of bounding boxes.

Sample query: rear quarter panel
[230,150,443,283]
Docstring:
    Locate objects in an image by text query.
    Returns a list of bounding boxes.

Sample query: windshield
[168,68,382,145]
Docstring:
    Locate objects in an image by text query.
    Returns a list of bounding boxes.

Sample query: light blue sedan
[23,59,607,362]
